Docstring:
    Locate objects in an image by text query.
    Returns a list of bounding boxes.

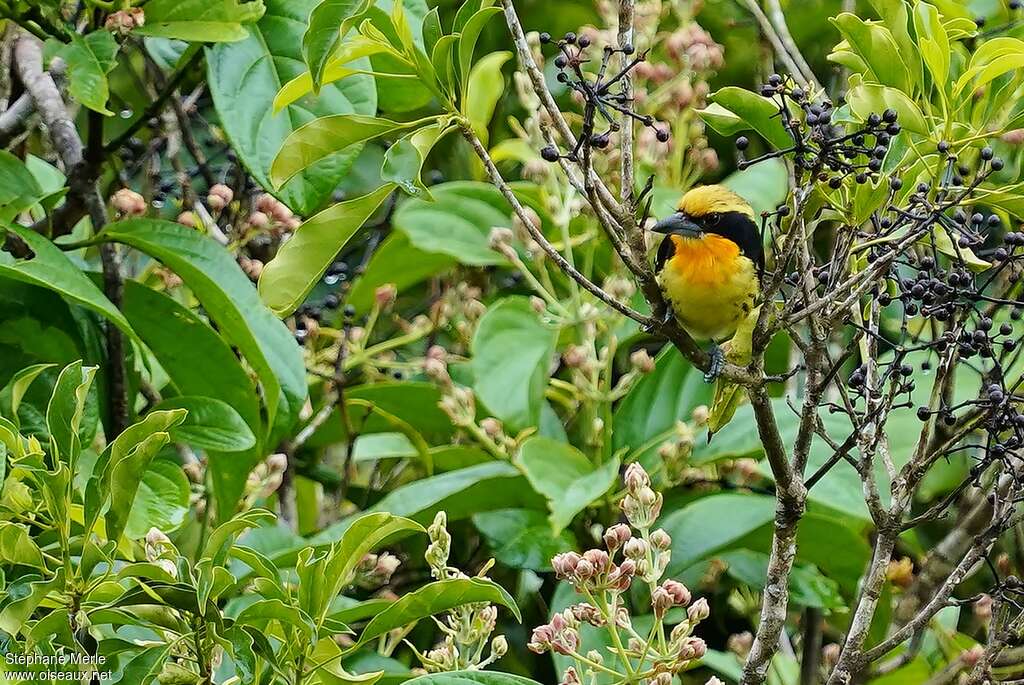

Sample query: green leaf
[304,0,369,89]
[0,151,47,221]
[299,512,423,621]
[515,437,620,532]
[408,671,542,685]
[234,598,315,638]
[457,6,502,99]
[150,396,257,451]
[310,462,544,551]
[46,361,97,468]
[954,37,1024,96]
[830,13,911,91]
[613,348,711,468]
[473,508,576,571]
[275,37,392,112]
[137,0,266,42]
[661,493,777,575]
[0,363,53,426]
[121,281,263,514]
[707,87,791,149]
[381,122,454,196]
[111,645,172,685]
[123,457,191,540]
[471,297,556,431]
[102,219,307,449]
[348,578,520,652]
[846,83,929,135]
[259,183,396,316]
[463,51,511,144]
[393,181,513,265]
[912,2,950,91]
[0,223,133,336]
[719,549,845,612]
[347,233,455,313]
[722,156,789,218]
[269,115,430,189]
[207,0,377,215]
[103,410,187,543]
[0,522,44,568]
[54,31,119,115]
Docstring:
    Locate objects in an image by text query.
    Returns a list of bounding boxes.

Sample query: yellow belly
[658,239,759,341]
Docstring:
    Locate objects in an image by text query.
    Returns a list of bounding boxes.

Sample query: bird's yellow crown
[678,185,754,219]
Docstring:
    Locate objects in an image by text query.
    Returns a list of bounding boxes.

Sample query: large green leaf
[393,181,513,266]
[830,13,911,91]
[45,361,97,468]
[137,0,266,42]
[613,348,711,469]
[121,282,263,514]
[150,396,257,452]
[706,87,791,149]
[471,297,556,431]
[269,115,429,189]
[349,578,520,652]
[515,437,619,532]
[102,220,306,448]
[259,183,396,316]
[463,50,510,143]
[208,0,377,215]
[0,152,48,221]
[303,0,368,89]
[53,31,119,115]
[0,224,133,336]
[346,233,454,313]
[473,508,576,571]
[846,83,928,135]
[661,493,777,576]
[954,37,1024,96]
[123,457,191,540]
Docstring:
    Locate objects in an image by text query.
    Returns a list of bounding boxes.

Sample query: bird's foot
[644,308,675,334]
[703,344,725,384]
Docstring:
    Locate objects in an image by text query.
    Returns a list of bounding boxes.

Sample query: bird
[650,185,764,383]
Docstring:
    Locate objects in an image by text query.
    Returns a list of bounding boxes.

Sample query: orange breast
[667,234,742,287]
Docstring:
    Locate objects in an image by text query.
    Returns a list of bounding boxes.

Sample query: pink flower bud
[651,587,673,616]
[177,211,197,228]
[481,417,503,438]
[630,349,656,374]
[374,283,398,308]
[961,645,984,666]
[662,580,691,606]
[207,194,227,211]
[551,552,581,578]
[574,559,595,579]
[256,193,278,213]
[679,637,707,661]
[247,211,270,229]
[112,188,146,216]
[649,528,672,549]
[687,597,710,622]
[582,548,610,571]
[623,463,650,493]
[623,537,648,559]
[603,523,631,551]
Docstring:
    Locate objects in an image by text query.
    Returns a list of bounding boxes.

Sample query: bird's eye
[706,213,721,226]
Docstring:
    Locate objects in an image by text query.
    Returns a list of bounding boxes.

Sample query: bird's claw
[644,308,676,334]
[703,344,725,384]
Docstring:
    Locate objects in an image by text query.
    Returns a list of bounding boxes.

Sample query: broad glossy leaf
[473,508,576,570]
[0,223,133,335]
[346,233,455,313]
[259,183,396,316]
[275,36,391,112]
[381,122,454,196]
[0,151,47,221]
[661,493,777,576]
[349,578,520,652]
[463,51,510,143]
[457,6,502,99]
[613,348,711,468]
[121,281,263,514]
[830,13,911,91]
[846,83,928,135]
[1,362,54,421]
[515,437,619,532]
[137,0,265,42]
[954,37,1024,96]
[208,0,377,215]
[103,219,306,449]
[912,2,949,90]
[392,181,512,266]
[311,462,545,546]
[103,410,187,543]
[123,457,191,540]
[304,0,369,89]
[53,31,119,115]
[45,361,97,468]
[151,396,257,452]
[0,522,44,568]
[722,157,789,218]
[270,115,430,188]
[709,87,791,149]
[471,297,556,431]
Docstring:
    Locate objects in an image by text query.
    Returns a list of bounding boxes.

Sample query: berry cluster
[537,31,669,164]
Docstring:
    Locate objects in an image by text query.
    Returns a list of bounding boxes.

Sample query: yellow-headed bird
[651,185,763,382]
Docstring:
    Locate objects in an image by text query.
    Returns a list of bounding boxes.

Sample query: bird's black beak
[651,212,703,238]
